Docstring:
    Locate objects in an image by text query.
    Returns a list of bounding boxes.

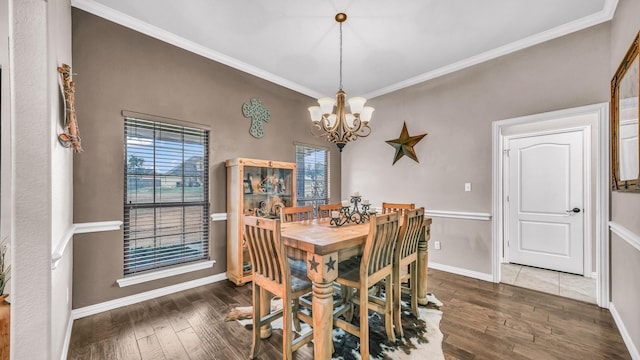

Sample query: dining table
[279,216,432,360]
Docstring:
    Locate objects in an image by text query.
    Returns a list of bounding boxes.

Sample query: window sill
[116,260,216,287]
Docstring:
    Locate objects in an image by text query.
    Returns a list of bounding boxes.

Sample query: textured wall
[49,0,74,358]
[71,9,341,308]
[9,0,55,358]
[342,22,610,275]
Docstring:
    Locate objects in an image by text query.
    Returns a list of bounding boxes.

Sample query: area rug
[225,293,444,360]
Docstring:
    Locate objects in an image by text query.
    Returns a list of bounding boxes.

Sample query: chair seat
[289,259,312,293]
[336,256,361,283]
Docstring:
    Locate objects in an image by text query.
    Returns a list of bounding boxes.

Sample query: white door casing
[505,129,586,275]
[492,103,609,308]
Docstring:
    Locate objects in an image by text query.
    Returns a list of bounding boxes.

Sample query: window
[124,117,209,275]
[295,144,329,213]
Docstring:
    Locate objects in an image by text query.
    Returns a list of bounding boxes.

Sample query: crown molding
[70,0,322,99]
[72,0,617,100]
[363,0,619,99]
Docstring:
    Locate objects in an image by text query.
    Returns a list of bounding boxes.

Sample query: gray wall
[342,22,610,275]
[71,9,341,308]
[609,0,640,354]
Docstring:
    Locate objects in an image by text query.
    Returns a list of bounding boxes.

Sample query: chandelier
[308,13,374,152]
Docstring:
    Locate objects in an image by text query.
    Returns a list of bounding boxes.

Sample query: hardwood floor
[67,269,631,359]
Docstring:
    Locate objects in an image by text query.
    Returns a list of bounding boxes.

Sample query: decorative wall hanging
[242,98,271,139]
[57,64,83,152]
[386,122,427,165]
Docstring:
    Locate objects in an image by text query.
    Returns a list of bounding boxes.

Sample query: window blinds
[124,117,209,275]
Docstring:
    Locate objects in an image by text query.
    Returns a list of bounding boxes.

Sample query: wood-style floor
[67,269,632,359]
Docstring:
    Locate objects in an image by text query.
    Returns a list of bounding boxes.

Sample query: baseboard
[60,313,74,360]
[428,262,493,282]
[591,272,597,279]
[610,302,640,360]
[72,272,228,319]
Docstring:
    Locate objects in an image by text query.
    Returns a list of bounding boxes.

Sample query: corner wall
[609,0,640,357]
[342,22,610,275]
[71,9,341,308]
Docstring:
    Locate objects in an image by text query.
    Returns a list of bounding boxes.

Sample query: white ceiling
[72,0,616,99]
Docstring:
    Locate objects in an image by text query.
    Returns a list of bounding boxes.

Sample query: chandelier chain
[339,21,343,90]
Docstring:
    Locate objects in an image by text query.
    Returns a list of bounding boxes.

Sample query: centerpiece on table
[330,192,376,226]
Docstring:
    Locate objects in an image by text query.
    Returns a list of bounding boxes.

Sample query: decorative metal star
[385,122,427,165]
[309,256,320,273]
[325,256,336,272]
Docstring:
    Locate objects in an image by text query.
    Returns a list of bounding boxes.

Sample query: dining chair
[317,203,342,218]
[392,207,425,338]
[381,202,415,216]
[243,215,314,360]
[333,212,400,360]
[280,205,314,222]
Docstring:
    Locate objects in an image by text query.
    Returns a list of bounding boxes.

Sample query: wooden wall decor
[385,122,427,165]
[57,64,83,152]
[242,98,271,139]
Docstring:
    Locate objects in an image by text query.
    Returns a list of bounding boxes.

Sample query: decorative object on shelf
[57,64,83,152]
[0,245,8,297]
[386,122,427,165]
[330,192,373,227]
[243,179,253,194]
[242,98,271,139]
[308,13,374,152]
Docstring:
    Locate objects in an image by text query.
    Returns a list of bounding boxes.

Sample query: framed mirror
[611,31,639,192]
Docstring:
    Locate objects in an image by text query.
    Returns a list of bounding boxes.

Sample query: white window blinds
[295,145,329,211]
[124,117,209,275]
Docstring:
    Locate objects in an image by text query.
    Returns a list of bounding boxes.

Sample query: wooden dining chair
[333,212,400,360]
[280,205,314,223]
[392,207,425,338]
[317,203,342,218]
[381,202,415,216]
[243,215,314,360]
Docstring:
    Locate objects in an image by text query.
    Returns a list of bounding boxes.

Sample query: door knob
[566,207,581,213]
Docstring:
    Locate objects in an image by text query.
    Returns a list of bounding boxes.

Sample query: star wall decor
[385,122,427,165]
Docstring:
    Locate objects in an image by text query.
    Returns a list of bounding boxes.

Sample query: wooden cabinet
[226,158,297,285]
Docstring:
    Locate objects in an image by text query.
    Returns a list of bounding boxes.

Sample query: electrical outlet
[434,241,441,250]
[465,182,472,192]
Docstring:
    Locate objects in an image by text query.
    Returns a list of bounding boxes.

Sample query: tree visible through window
[124,118,209,275]
[295,145,329,214]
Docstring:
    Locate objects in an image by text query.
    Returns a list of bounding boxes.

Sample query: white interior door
[506,130,585,274]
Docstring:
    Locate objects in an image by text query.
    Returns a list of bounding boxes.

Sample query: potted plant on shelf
[0,245,8,302]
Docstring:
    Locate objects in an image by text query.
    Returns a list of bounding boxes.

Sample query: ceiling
[72,0,617,99]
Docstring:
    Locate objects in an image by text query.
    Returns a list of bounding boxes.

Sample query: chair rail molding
[51,220,123,269]
[609,222,640,252]
[423,210,491,221]
[210,213,227,221]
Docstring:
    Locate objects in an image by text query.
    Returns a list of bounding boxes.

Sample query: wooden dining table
[279,216,432,360]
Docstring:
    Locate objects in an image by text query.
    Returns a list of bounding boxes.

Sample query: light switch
[465,182,472,192]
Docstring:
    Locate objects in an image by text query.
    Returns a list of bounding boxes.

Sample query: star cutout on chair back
[385,122,427,165]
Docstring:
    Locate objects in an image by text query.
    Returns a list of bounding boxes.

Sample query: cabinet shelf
[226,158,297,285]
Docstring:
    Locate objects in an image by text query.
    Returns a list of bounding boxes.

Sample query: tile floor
[501,263,596,304]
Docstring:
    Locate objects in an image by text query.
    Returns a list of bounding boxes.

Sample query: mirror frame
[611,31,640,192]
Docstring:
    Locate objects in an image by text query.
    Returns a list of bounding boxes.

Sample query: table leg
[306,251,339,360]
[312,281,334,359]
[417,221,431,306]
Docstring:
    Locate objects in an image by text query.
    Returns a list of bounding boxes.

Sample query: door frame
[491,102,610,308]
[503,126,591,275]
